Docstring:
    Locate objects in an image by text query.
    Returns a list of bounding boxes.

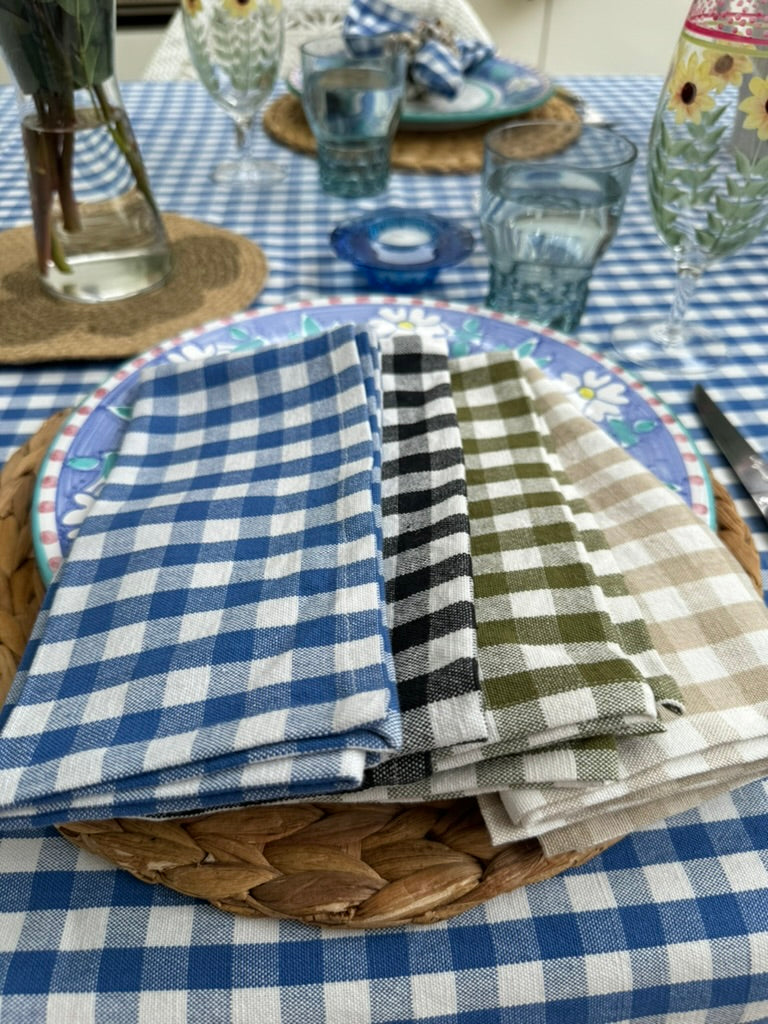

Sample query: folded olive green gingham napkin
[333,350,684,804]
[436,353,682,765]
[478,367,768,854]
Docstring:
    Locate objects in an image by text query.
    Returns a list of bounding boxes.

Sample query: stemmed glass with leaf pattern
[611,0,768,374]
[181,0,285,187]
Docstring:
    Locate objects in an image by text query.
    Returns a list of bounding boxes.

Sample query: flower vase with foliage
[0,0,172,302]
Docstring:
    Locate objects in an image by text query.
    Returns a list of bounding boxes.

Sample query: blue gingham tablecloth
[0,75,767,1024]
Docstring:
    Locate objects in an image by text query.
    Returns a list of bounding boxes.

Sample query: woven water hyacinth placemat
[262,93,581,175]
[0,213,268,365]
[0,414,760,927]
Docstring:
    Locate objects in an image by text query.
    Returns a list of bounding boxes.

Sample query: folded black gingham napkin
[344,0,494,98]
[362,333,485,788]
[0,326,402,829]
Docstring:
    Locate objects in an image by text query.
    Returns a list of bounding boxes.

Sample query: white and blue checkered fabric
[0,326,402,828]
[2,75,768,1022]
[343,0,494,98]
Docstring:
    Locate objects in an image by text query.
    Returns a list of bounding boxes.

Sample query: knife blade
[693,384,768,524]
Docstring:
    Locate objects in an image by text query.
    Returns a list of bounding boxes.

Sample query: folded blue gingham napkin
[0,326,402,830]
[343,0,494,99]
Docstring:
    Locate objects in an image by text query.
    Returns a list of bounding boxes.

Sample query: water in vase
[22,106,172,303]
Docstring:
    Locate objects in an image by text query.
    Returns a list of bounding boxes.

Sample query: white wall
[473,0,549,69]
[473,0,690,75]
[115,27,166,79]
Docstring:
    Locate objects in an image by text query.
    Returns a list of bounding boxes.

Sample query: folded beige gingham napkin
[335,350,687,804]
[478,365,768,854]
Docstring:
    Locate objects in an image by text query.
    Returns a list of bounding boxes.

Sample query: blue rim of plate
[286,55,554,128]
[33,296,715,585]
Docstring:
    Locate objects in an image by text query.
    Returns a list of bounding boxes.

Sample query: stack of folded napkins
[347,345,768,854]
[1,324,768,855]
[343,0,494,99]
[366,353,685,795]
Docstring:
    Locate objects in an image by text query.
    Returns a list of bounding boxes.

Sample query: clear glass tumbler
[480,120,638,333]
[300,33,406,198]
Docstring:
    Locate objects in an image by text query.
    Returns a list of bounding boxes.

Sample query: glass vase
[0,0,173,303]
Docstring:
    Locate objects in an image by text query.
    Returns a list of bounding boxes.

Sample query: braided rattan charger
[0,415,760,927]
[263,93,581,175]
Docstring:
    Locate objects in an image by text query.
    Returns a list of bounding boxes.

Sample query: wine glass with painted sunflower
[611,0,768,373]
[181,0,285,187]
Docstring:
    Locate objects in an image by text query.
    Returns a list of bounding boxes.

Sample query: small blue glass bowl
[330,208,475,292]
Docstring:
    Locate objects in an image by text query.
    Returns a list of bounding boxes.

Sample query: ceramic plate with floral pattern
[286,56,554,130]
[33,297,714,583]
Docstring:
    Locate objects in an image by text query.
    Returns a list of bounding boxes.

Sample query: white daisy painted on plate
[61,490,99,540]
[369,307,449,344]
[559,369,628,423]
[166,341,227,363]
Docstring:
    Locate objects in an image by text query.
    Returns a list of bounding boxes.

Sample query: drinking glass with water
[481,121,637,332]
[301,34,406,199]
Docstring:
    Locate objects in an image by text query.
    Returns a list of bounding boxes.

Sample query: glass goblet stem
[611,263,726,375]
[657,265,701,349]
[211,109,283,188]
[233,115,252,156]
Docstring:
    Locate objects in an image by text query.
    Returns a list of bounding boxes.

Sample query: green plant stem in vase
[0,0,173,303]
[611,0,768,375]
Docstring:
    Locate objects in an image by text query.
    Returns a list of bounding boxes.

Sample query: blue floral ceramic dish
[33,297,714,584]
[286,55,553,131]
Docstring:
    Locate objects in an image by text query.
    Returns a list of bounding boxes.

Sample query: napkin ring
[389,19,460,100]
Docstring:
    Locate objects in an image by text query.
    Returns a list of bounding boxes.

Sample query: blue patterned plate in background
[287,56,554,130]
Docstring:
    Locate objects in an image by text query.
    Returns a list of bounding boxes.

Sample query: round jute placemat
[0,213,268,365]
[263,93,581,175]
[0,416,760,927]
